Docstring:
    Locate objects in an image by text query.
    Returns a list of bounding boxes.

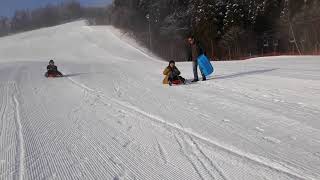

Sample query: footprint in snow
[222,119,231,122]
[102,102,111,106]
[255,127,265,132]
[50,173,57,179]
[263,136,281,144]
[200,113,210,118]
[290,136,297,141]
[112,137,119,143]
[298,102,307,107]
[123,141,131,148]
[127,126,133,132]
[33,88,39,94]
[273,99,285,103]
[117,110,127,118]
[117,114,126,118]
[273,99,280,102]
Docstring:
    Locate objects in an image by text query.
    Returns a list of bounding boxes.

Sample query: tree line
[1,0,319,61]
[109,0,320,60]
[0,1,110,37]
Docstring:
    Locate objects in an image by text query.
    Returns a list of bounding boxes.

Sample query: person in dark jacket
[163,60,185,86]
[45,60,63,77]
[187,35,206,82]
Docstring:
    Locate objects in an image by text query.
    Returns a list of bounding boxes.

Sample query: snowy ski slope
[0,21,319,180]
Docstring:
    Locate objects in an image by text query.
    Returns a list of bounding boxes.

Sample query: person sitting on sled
[163,60,186,86]
[45,60,63,77]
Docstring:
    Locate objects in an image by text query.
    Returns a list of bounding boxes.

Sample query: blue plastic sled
[197,55,214,77]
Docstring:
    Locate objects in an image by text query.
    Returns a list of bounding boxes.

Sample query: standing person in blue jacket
[187,35,206,82]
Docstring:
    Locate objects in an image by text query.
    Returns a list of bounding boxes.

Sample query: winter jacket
[47,65,58,72]
[46,65,63,76]
[163,66,181,84]
[187,41,205,62]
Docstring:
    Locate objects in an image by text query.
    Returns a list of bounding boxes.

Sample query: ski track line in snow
[187,134,228,180]
[108,99,309,180]
[177,132,224,180]
[225,80,319,122]
[204,81,320,141]
[0,81,26,180]
[174,133,206,180]
[23,71,77,180]
[13,86,25,180]
[155,138,168,165]
[58,82,168,179]
[67,77,205,179]
[0,83,10,179]
[0,83,9,141]
[66,77,311,180]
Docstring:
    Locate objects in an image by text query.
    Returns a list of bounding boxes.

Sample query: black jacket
[170,66,181,77]
[47,65,58,72]
[187,41,205,61]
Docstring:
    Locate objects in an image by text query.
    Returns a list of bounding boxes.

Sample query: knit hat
[169,60,175,65]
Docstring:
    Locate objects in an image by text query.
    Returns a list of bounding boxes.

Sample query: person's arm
[47,65,50,70]
[174,67,181,75]
[187,45,192,61]
[163,67,171,75]
[197,41,206,56]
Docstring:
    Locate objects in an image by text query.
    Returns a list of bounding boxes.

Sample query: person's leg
[168,73,174,81]
[192,61,199,81]
[178,76,186,84]
[197,63,206,81]
[168,73,174,85]
[202,72,206,81]
[47,70,53,75]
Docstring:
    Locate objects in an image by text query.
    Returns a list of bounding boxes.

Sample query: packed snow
[0,21,319,180]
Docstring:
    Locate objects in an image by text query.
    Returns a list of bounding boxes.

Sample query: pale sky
[0,0,112,17]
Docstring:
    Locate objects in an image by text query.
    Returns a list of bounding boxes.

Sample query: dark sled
[45,72,64,78]
[169,80,185,86]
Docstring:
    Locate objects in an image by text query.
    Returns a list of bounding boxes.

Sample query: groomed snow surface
[0,21,319,180]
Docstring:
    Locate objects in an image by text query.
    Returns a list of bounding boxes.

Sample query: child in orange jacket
[163,61,186,86]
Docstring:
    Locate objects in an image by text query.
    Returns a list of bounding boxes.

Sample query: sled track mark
[175,130,227,180]
[13,92,25,180]
[156,139,167,165]
[0,83,11,179]
[263,136,281,144]
[174,134,205,180]
[110,98,308,179]
[0,84,9,140]
[187,135,228,180]
[180,133,217,180]
[66,79,149,179]
[67,78,309,180]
